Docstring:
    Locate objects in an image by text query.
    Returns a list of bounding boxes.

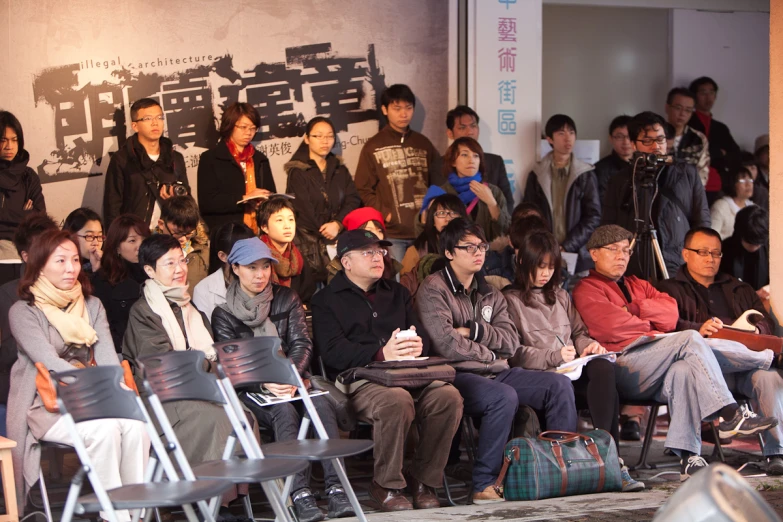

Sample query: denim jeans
[615,330,735,455]
[387,239,413,264]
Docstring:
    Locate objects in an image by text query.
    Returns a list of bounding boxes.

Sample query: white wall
[670,9,770,152]
[542,5,670,157]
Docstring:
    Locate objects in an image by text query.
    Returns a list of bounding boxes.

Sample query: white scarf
[143,279,216,361]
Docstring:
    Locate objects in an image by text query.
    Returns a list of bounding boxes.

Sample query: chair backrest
[214,337,299,388]
[53,365,146,424]
[137,351,226,404]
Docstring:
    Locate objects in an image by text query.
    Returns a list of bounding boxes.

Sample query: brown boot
[472,485,504,504]
[405,474,440,509]
[369,481,413,512]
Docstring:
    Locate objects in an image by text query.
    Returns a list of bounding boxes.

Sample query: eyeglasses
[353,249,387,258]
[685,248,723,259]
[454,243,490,254]
[669,104,695,114]
[635,136,667,146]
[164,222,196,240]
[309,134,335,140]
[434,210,461,219]
[133,115,165,123]
[157,258,190,270]
[600,246,633,257]
[737,178,754,184]
[235,124,258,134]
[77,234,105,244]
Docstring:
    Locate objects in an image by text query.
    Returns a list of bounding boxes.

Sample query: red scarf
[226,140,258,233]
[260,234,304,287]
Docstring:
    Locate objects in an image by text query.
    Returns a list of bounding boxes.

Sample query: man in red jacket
[573,224,778,481]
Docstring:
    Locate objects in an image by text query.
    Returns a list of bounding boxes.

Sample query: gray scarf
[222,279,279,338]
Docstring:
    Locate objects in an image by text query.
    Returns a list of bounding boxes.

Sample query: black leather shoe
[620,420,641,441]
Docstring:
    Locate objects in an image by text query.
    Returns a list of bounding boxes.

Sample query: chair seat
[192,457,309,482]
[39,441,73,450]
[78,479,232,512]
[262,439,374,460]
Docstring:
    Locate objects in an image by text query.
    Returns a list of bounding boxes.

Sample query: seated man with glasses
[665,87,710,188]
[312,229,463,512]
[573,224,778,481]
[602,111,710,281]
[657,226,783,474]
[154,195,209,296]
[417,218,576,503]
[104,97,189,228]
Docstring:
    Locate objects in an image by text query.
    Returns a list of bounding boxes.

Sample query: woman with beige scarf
[7,229,149,521]
[122,234,243,521]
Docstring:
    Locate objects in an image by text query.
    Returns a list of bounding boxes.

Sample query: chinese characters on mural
[31,43,387,183]
[497,5,518,194]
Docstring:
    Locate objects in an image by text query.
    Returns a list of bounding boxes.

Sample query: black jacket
[483,152,514,214]
[720,235,769,291]
[523,153,601,272]
[91,263,148,353]
[688,112,741,190]
[210,285,312,376]
[197,140,276,233]
[283,144,361,234]
[0,150,45,241]
[104,134,188,227]
[311,271,430,380]
[657,265,774,334]
[594,152,630,207]
[0,278,19,404]
[602,161,710,278]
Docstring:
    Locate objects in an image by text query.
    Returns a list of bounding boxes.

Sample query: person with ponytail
[8,228,148,520]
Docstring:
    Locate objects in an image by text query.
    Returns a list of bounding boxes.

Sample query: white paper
[555,352,617,381]
[245,389,328,407]
[561,252,578,275]
[731,310,764,332]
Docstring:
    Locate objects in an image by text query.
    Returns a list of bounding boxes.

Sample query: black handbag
[337,356,455,392]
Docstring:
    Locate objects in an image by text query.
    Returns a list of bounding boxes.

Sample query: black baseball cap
[336,229,392,258]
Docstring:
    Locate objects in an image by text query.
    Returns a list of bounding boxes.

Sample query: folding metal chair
[51,365,234,522]
[136,351,311,522]
[213,336,374,522]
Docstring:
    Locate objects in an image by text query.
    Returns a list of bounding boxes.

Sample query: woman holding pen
[503,228,644,492]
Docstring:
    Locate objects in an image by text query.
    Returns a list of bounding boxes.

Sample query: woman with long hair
[7,229,148,519]
[63,207,104,275]
[284,116,361,281]
[502,229,643,492]
[401,193,467,274]
[91,214,151,351]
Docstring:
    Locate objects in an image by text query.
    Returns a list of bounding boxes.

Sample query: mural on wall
[31,42,387,184]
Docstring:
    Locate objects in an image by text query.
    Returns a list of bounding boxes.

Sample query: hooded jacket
[0,150,45,241]
[103,134,188,227]
[656,265,774,335]
[197,139,276,233]
[211,284,312,376]
[283,143,361,235]
[601,161,711,278]
[523,152,600,272]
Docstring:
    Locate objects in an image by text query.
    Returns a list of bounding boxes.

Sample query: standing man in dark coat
[594,115,634,205]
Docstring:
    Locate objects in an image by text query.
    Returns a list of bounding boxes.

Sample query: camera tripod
[630,154,669,283]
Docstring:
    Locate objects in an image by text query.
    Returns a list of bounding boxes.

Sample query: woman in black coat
[284,117,361,280]
[211,237,353,522]
[197,103,276,234]
[91,214,150,351]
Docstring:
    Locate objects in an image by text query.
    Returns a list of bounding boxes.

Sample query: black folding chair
[213,336,374,522]
[137,351,310,522]
[51,365,233,522]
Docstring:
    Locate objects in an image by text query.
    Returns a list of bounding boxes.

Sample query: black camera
[632,151,669,173]
[162,181,189,197]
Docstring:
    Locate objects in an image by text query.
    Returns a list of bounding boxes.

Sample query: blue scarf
[448,172,482,206]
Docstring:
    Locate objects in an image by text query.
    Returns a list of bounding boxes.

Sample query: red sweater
[572,270,679,352]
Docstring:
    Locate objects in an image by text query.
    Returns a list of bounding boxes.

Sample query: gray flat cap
[586,225,634,251]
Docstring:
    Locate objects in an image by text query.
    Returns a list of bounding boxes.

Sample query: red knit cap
[341,207,386,231]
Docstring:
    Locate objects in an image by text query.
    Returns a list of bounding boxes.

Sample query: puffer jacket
[0,150,45,241]
[416,263,518,374]
[210,284,312,376]
[523,152,600,272]
[104,134,188,227]
[601,160,710,278]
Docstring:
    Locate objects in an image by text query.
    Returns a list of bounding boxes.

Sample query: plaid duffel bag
[494,429,622,501]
